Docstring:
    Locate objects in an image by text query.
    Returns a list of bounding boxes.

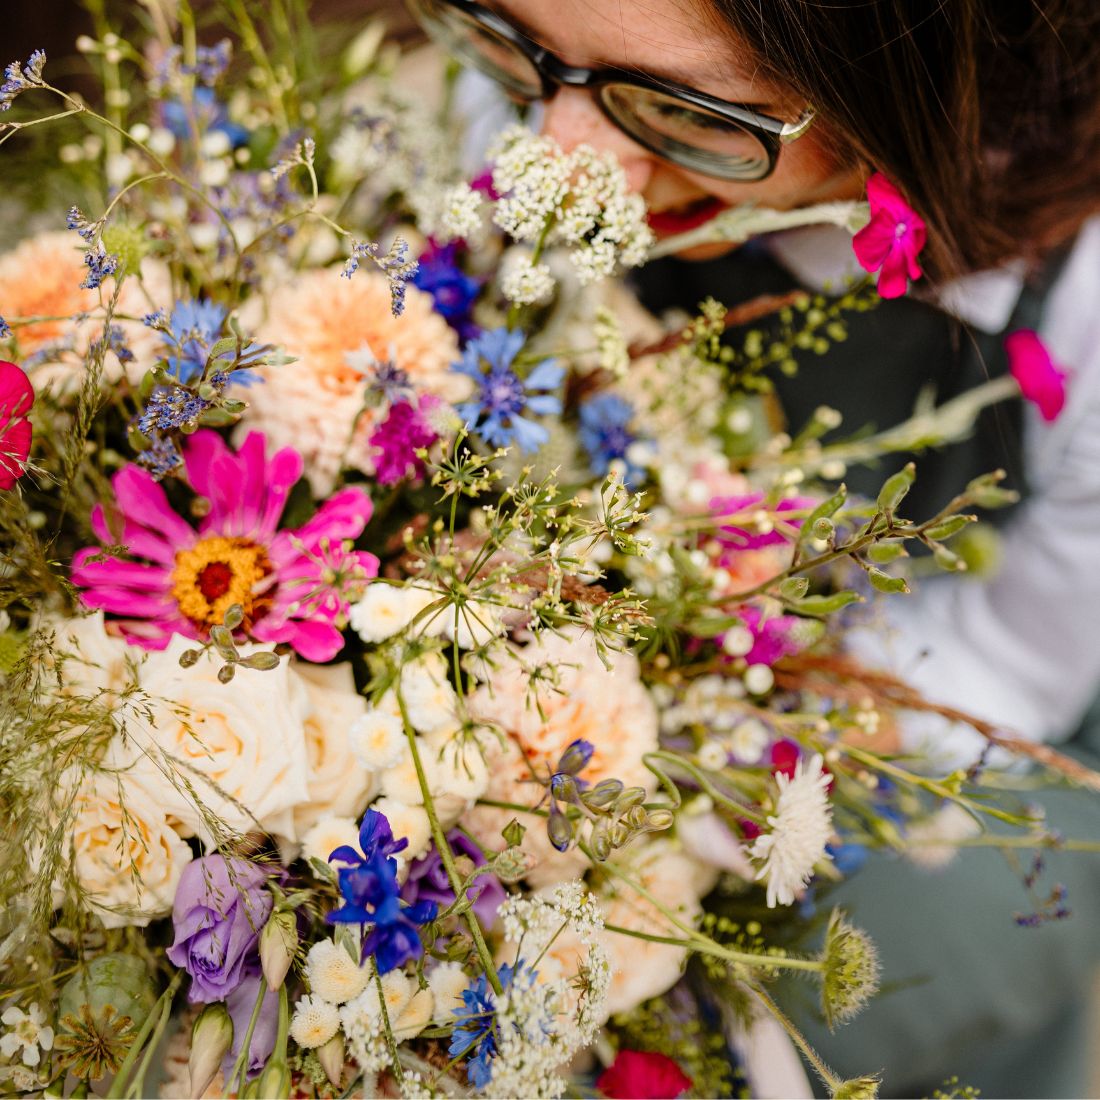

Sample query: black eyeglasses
[406,0,814,181]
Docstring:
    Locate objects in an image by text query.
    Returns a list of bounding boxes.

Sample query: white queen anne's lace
[750,752,834,907]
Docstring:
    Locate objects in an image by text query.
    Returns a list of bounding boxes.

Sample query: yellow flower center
[171,536,272,628]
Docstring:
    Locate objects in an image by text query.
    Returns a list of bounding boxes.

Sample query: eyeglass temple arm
[779,107,816,143]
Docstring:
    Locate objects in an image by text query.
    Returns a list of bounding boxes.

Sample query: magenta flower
[369,395,440,486]
[710,493,816,556]
[0,360,33,491]
[852,173,926,299]
[72,430,379,660]
[597,1050,692,1099]
[1005,329,1068,422]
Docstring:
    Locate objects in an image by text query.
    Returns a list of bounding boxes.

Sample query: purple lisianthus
[401,831,504,928]
[221,970,279,1080]
[167,855,274,1004]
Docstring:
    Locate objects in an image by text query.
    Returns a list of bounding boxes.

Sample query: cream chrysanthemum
[305,940,372,1005]
[289,994,340,1049]
[240,268,466,494]
[750,752,834,908]
[349,704,407,773]
[300,815,360,866]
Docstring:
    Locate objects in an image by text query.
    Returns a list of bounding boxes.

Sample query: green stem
[750,983,841,1094]
[105,971,182,1099]
[124,989,175,1100]
[372,964,405,1089]
[395,690,504,996]
[601,922,824,974]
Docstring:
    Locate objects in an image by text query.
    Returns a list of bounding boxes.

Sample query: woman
[406,0,1100,1093]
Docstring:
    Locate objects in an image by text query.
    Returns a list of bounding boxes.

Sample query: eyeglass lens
[412,0,773,180]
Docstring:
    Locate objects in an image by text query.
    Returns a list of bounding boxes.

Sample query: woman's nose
[539,88,656,193]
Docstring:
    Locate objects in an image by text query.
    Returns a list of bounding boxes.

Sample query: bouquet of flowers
[0,7,1089,1099]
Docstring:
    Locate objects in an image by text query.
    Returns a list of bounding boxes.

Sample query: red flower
[0,360,33,490]
[597,1050,693,1099]
[852,173,926,299]
[1005,329,1068,422]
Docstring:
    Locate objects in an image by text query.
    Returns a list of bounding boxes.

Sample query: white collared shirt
[770,220,1100,769]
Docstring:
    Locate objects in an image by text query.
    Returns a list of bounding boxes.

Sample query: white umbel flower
[750,752,833,908]
[289,994,340,1049]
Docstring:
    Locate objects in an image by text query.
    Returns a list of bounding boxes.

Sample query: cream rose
[292,661,377,837]
[132,636,312,843]
[68,764,193,929]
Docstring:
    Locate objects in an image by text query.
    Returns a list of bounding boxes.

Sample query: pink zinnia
[852,173,927,299]
[72,431,379,661]
[597,1050,692,1099]
[1005,328,1068,422]
[0,360,33,490]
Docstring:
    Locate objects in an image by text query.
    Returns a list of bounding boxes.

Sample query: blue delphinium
[578,393,649,488]
[413,242,481,342]
[453,327,563,452]
[450,961,537,1088]
[326,809,437,973]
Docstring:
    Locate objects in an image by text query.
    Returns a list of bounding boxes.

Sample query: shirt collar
[765,223,1025,334]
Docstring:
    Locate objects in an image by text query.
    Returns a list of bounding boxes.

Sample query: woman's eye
[649,101,729,132]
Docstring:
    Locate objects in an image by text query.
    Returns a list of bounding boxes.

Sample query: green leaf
[867,568,909,594]
[690,614,747,638]
[876,463,916,513]
[206,336,239,362]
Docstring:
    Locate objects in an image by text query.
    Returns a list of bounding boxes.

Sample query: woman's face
[487,0,866,258]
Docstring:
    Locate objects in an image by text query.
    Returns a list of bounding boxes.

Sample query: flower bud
[259,909,298,992]
[316,1032,346,1088]
[252,1057,291,1099]
[188,1003,234,1099]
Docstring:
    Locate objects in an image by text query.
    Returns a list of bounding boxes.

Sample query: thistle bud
[259,909,298,992]
[316,1032,346,1088]
[188,1004,233,1099]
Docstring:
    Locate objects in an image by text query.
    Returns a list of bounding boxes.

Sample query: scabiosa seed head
[819,909,880,1030]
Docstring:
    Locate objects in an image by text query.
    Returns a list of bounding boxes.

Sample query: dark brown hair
[707,0,1100,279]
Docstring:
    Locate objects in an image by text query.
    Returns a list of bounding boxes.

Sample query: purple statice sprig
[342,237,419,317]
[1,50,46,112]
[0,316,10,340]
[67,207,122,290]
[452,327,563,453]
[181,39,233,86]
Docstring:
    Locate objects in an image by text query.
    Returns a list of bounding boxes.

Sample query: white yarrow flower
[750,752,833,907]
[501,253,555,305]
[439,181,484,240]
[289,994,340,1049]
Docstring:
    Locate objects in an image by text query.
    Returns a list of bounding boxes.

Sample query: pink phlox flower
[0,360,34,491]
[710,493,815,557]
[724,603,806,667]
[1005,328,1068,422]
[369,394,441,486]
[71,430,378,661]
[852,173,927,299]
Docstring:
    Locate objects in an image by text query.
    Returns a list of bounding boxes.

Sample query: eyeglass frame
[407,0,816,181]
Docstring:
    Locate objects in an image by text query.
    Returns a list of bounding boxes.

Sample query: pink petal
[289,486,373,548]
[255,445,304,540]
[874,246,911,299]
[0,417,31,490]
[1006,329,1068,422]
[183,430,233,501]
[70,551,174,591]
[264,617,345,662]
[76,585,181,618]
[0,361,34,420]
[88,504,185,565]
[852,212,897,273]
[865,172,910,219]
[112,466,196,547]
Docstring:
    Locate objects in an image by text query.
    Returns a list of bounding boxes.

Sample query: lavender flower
[452,327,563,452]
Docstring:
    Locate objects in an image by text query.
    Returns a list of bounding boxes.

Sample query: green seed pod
[58,953,157,1037]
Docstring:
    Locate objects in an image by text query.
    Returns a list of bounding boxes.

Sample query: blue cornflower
[326,809,437,973]
[450,961,537,1088]
[413,242,481,341]
[80,243,120,290]
[453,328,563,452]
[164,298,260,384]
[578,393,649,488]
